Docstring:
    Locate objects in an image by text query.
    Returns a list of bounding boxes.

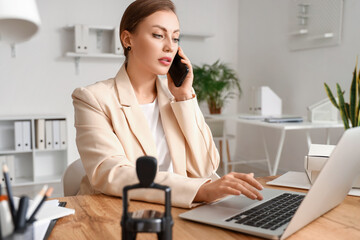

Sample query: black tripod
[121,156,173,240]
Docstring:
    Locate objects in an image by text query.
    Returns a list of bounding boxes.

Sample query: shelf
[65,52,125,75]
[34,148,67,153]
[34,175,62,184]
[65,24,115,31]
[12,175,62,187]
[13,177,34,186]
[0,149,32,154]
[182,32,214,39]
[65,52,124,59]
[0,115,66,121]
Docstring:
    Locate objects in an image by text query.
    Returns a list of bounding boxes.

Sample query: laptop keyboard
[225,193,305,231]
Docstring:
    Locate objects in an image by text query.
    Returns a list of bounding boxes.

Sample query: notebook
[179,127,360,239]
[264,116,303,123]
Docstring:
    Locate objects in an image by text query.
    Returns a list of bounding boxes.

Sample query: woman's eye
[173,38,180,43]
[153,33,163,39]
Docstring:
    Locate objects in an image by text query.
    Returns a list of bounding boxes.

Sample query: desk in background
[205,114,343,175]
[49,176,360,240]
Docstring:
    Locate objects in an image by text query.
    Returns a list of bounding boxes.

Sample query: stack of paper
[14,198,75,239]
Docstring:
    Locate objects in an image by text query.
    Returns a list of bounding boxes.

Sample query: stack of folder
[14,121,31,151]
[35,119,67,150]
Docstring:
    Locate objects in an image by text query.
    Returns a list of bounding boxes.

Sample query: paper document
[13,198,75,239]
[36,200,75,221]
[266,171,360,197]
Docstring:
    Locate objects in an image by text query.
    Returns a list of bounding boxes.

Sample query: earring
[127,46,131,51]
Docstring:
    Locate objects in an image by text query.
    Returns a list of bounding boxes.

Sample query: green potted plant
[324,58,360,129]
[323,58,360,188]
[192,60,241,114]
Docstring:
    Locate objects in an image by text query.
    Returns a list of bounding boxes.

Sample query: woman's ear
[121,30,132,48]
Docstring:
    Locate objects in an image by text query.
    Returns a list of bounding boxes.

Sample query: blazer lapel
[156,78,187,176]
[114,64,157,157]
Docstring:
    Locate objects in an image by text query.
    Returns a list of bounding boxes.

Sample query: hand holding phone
[168,51,189,87]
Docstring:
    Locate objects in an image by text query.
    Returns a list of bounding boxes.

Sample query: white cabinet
[0,116,67,186]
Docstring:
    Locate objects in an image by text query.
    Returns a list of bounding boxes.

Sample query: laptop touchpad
[215,195,257,210]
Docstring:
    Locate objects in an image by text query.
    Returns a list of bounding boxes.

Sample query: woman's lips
[159,57,172,66]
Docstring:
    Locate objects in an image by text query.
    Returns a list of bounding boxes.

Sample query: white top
[140,98,173,172]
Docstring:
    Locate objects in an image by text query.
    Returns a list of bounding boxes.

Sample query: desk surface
[50,176,360,240]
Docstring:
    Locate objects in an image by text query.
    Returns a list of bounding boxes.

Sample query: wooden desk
[49,176,360,239]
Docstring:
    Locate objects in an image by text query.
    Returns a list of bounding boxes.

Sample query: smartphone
[169,51,189,87]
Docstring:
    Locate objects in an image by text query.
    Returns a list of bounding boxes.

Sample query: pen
[15,196,29,232]
[26,185,48,219]
[27,187,53,223]
[2,164,16,227]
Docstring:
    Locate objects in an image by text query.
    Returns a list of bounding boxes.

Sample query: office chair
[62,158,86,196]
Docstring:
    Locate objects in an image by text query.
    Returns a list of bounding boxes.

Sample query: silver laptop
[179,127,360,240]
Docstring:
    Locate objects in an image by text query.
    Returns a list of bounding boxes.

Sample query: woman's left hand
[167,47,194,101]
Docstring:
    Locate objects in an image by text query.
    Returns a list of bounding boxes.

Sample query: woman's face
[129,10,180,76]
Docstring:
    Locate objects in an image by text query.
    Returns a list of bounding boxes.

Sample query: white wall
[236,0,358,172]
[0,0,240,165]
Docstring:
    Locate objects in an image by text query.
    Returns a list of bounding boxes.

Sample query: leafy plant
[324,58,360,129]
[192,60,241,114]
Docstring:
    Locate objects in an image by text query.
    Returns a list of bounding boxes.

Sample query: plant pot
[208,102,221,114]
[209,107,221,114]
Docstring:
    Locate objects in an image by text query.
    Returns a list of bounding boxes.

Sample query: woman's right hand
[194,172,264,203]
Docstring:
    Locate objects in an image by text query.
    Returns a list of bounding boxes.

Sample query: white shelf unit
[65,24,124,74]
[0,116,68,186]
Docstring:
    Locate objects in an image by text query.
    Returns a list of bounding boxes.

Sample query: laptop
[179,127,360,239]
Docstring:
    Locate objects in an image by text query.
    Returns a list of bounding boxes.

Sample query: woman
[72,0,263,208]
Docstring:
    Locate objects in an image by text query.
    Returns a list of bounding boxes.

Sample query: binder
[6,155,15,182]
[60,120,67,149]
[74,24,85,53]
[52,120,61,149]
[45,120,53,149]
[0,156,6,182]
[35,119,45,150]
[82,25,89,53]
[0,155,15,182]
[14,121,23,151]
[112,27,122,54]
[22,121,31,151]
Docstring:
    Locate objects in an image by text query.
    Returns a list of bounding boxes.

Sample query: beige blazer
[72,64,220,208]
